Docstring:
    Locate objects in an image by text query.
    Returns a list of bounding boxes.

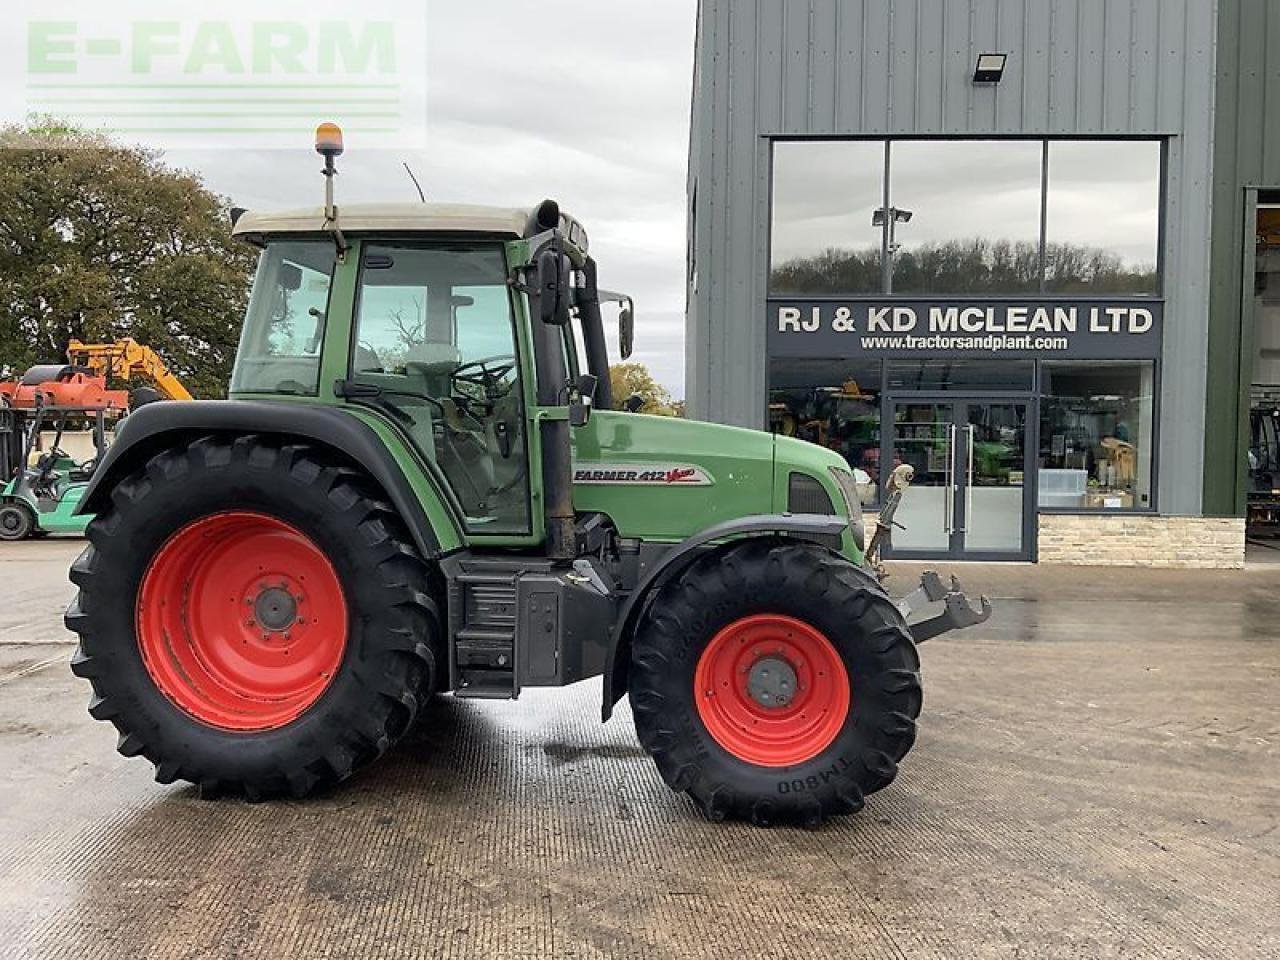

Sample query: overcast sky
[3,1,698,396]
[6,4,1166,398]
[773,139,1162,269]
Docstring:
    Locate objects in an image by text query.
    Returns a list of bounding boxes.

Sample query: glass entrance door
[886,399,1031,559]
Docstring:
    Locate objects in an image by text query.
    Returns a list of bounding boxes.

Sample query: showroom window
[767,358,883,488]
[889,140,1044,295]
[1039,362,1155,511]
[1044,141,1161,295]
[769,138,1163,296]
[887,360,1034,393]
[770,141,885,295]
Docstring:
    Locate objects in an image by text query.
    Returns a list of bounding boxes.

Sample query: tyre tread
[630,538,922,826]
[64,434,443,799]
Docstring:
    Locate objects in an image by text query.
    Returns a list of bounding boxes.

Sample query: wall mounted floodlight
[973,53,1007,84]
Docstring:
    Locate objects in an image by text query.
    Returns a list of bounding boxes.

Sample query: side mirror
[619,298,635,359]
[569,374,598,427]
[280,263,302,292]
[623,392,645,414]
[536,247,571,326]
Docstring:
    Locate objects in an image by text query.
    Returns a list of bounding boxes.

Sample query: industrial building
[686,0,1280,566]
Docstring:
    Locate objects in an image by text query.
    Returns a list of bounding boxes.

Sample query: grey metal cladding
[687,0,1216,516]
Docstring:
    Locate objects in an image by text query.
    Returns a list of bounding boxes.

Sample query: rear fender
[601,513,850,721]
[78,400,459,558]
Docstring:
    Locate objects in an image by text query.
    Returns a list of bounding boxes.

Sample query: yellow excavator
[66,339,193,403]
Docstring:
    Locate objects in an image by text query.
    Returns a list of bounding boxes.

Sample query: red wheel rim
[136,511,348,732]
[694,614,850,767]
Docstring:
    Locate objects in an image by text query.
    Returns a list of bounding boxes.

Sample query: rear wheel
[630,539,921,826]
[0,502,35,541]
[65,435,443,798]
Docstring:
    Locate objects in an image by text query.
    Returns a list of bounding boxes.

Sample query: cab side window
[231,241,335,395]
[351,244,531,534]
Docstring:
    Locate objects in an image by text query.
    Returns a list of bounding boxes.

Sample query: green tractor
[65,127,989,825]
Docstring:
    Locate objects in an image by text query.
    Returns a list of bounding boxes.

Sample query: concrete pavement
[0,539,1277,958]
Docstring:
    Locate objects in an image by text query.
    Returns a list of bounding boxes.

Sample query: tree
[770,237,1157,295]
[0,122,257,398]
[608,362,683,416]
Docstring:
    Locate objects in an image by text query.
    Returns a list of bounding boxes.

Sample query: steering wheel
[35,447,68,487]
[451,355,517,402]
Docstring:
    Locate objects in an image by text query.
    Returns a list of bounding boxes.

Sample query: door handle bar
[960,424,975,534]
[942,421,955,535]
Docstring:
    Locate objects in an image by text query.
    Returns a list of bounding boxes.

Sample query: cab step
[454,669,516,699]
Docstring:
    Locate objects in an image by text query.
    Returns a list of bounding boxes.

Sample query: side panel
[36,485,90,534]
[569,410,777,540]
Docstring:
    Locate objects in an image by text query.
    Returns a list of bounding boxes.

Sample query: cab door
[347,242,534,537]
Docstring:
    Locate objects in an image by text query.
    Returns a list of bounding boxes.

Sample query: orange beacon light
[315,121,344,157]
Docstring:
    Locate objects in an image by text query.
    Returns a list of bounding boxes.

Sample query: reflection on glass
[1045,141,1160,294]
[231,240,336,396]
[964,403,1026,552]
[1039,362,1154,509]
[886,360,1034,393]
[770,140,885,294]
[1250,203,1280,508]
[889,140,1044,294]
[1252,204,1280,385]
[767,358,882,490]
[890,403,953,551]
[352,244,531,534]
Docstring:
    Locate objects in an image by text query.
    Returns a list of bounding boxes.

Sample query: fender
[78,400,451,558]
[600,513,850,721]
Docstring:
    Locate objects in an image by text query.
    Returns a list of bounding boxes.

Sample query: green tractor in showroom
[66,126,988,825]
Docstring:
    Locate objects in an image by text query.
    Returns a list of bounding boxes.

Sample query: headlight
[829,466,867,552]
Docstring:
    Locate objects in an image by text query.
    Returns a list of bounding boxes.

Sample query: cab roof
[232,203,530,241]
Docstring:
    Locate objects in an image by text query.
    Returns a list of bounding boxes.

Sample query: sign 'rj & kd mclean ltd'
[766,299,1164,360]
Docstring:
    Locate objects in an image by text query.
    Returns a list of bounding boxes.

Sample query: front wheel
[629,539,922,826]
[0,501,35,541]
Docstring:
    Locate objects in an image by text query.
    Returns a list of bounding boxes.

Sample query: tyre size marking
[777,755,851,794]
[571,462,714,486]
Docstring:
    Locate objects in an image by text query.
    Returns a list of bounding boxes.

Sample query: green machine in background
[0,367,123,541]
[65,123,989,826]
[0,391,117,537]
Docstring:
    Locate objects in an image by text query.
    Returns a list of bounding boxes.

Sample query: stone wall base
[1037,515,1245,569]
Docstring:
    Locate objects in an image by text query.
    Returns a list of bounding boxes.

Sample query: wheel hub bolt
[747,656,798,709]
[253,586,299,633]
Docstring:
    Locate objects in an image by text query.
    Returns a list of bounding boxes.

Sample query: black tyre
[629,538,921,826]
[0,501,35,541]
[65,434,443,799]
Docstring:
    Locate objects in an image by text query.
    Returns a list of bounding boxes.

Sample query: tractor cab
[227,203,608,536]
